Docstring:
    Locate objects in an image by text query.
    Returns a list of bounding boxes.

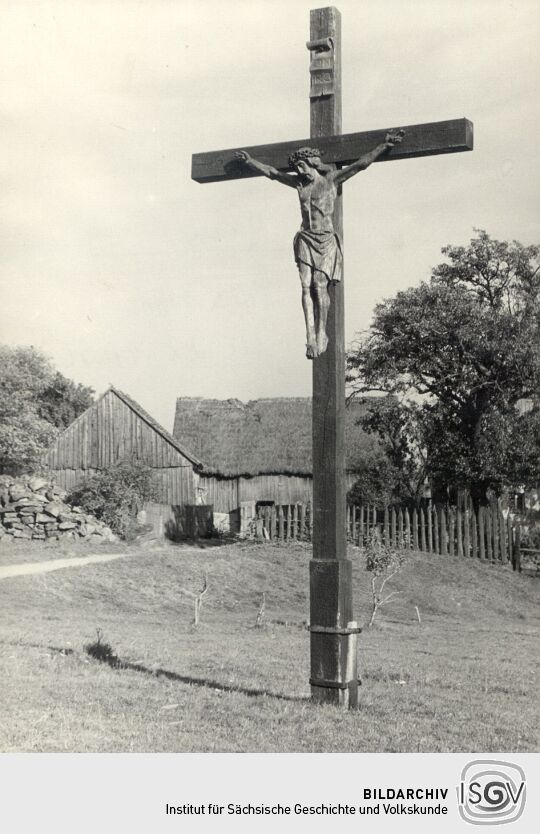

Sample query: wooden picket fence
[346,504,520,566]
[255,501,523,568]
[253,503,312,542]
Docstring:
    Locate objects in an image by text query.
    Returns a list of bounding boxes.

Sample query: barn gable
[44,387,201,504]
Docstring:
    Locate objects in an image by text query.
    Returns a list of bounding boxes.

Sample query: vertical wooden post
[412,508,418,551]
[420,507,426,552]
[464,509,470,558]
[456,508,464,558]
[359,505,364,547]
[433,506,440,554]
[270,505,277,540]
[352,505,357,543]
[391,507,397,548]
[384,507,390,547]
[398,508,404,549]
[471,510,478,560]
[440,507,447,556]
[300,502,306,540]
[309,7,357,708]
[512,524,521,572]
[404,508,411,550]
[427,506,433,553]
[278,505,285,540]
[478,507,485,560]
[486,509,493,562]
[507,513,513,567]
[448,508,455,558]
[492,506,499,563]
[499,511,508,564]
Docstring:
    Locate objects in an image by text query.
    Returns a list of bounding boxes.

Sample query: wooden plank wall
[48,466,195,505]
[196,473,357,513]
[44,390,192,471]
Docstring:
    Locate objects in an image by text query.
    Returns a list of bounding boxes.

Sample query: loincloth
[293,229,343,283]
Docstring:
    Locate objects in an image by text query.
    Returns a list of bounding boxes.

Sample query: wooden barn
[174,397,378,532]
[43,386,202,537]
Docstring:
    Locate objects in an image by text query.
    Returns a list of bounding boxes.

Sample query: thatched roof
[173,397,378,478]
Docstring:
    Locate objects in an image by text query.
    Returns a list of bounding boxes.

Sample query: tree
[355,397,429,505]
[346,231,540,505]
[0,345,94,474]
[37,372,94,429]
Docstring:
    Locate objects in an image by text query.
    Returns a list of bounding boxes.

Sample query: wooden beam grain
[192,118,473,183]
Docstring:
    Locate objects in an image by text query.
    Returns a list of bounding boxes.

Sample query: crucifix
[192,6,473,708]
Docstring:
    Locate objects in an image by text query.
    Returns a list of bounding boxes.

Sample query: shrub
[67,459,158,540]
[364,529,408,627]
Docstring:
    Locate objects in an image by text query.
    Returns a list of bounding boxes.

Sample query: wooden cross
[192,6,473,708]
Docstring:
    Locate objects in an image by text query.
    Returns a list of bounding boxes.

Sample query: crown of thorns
[288,147,324,167]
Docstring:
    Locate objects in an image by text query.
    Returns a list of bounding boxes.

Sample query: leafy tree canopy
[347,231,540,503]
[0,345,94,473]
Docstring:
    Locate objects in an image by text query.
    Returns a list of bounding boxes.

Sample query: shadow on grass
[85,640,307,703]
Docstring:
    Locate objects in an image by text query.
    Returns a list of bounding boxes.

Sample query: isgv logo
[457,760,526,825]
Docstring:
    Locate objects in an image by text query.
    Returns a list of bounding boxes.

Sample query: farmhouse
[44,389,377,537]
[174,397,377,531]
[43,386,202,536]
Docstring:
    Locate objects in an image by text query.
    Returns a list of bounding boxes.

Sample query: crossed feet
[306,332,329,360]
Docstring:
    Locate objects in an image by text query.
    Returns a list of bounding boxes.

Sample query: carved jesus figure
[235,129,404,359]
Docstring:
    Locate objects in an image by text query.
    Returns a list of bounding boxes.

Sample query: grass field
[0,538,538,752]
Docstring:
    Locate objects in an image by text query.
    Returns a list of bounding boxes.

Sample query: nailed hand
[385,129,405,147]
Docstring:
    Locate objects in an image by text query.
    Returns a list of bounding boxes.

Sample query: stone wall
[0,475,116,543]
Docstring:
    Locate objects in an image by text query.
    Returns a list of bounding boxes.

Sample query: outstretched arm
[332,130,405,185]
[234,151,298,188]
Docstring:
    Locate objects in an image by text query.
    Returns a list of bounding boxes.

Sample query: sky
[1,0,539,429]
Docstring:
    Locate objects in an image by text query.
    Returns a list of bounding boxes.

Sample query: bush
[67,459,158,540]
[364,529,408,627]
[347,457,401,509]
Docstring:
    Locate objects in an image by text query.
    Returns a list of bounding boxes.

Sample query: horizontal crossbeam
[192,117,473,183]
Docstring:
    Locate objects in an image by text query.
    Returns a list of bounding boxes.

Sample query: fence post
[456,509,464,558]
[471,510,478,559]
[346,504,350,541]
[464,509,471,557]
[398,508,404,549]
[427,506,433,553]
[412,508,419,551]
[278,505,285,540]
[478,507,485,560]
[448,508,455,557]
[359,505,365,547]
[440,507,448,556]
[383,507,390,547]
[270,505,277,540]
[352,505,357,544]
[512,524,521,572]
[507,513,513,567]
[492,506,499,562]
[404,508,411,550]
[433,506,440,554]
[420,507,426,552]
[486,510,493,562]
[391,507,397,548]
[499,511,508,564]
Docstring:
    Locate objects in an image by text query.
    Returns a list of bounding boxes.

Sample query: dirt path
[0,551,136,580]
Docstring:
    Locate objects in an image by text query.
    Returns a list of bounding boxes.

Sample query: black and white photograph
[0,0,538,825]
